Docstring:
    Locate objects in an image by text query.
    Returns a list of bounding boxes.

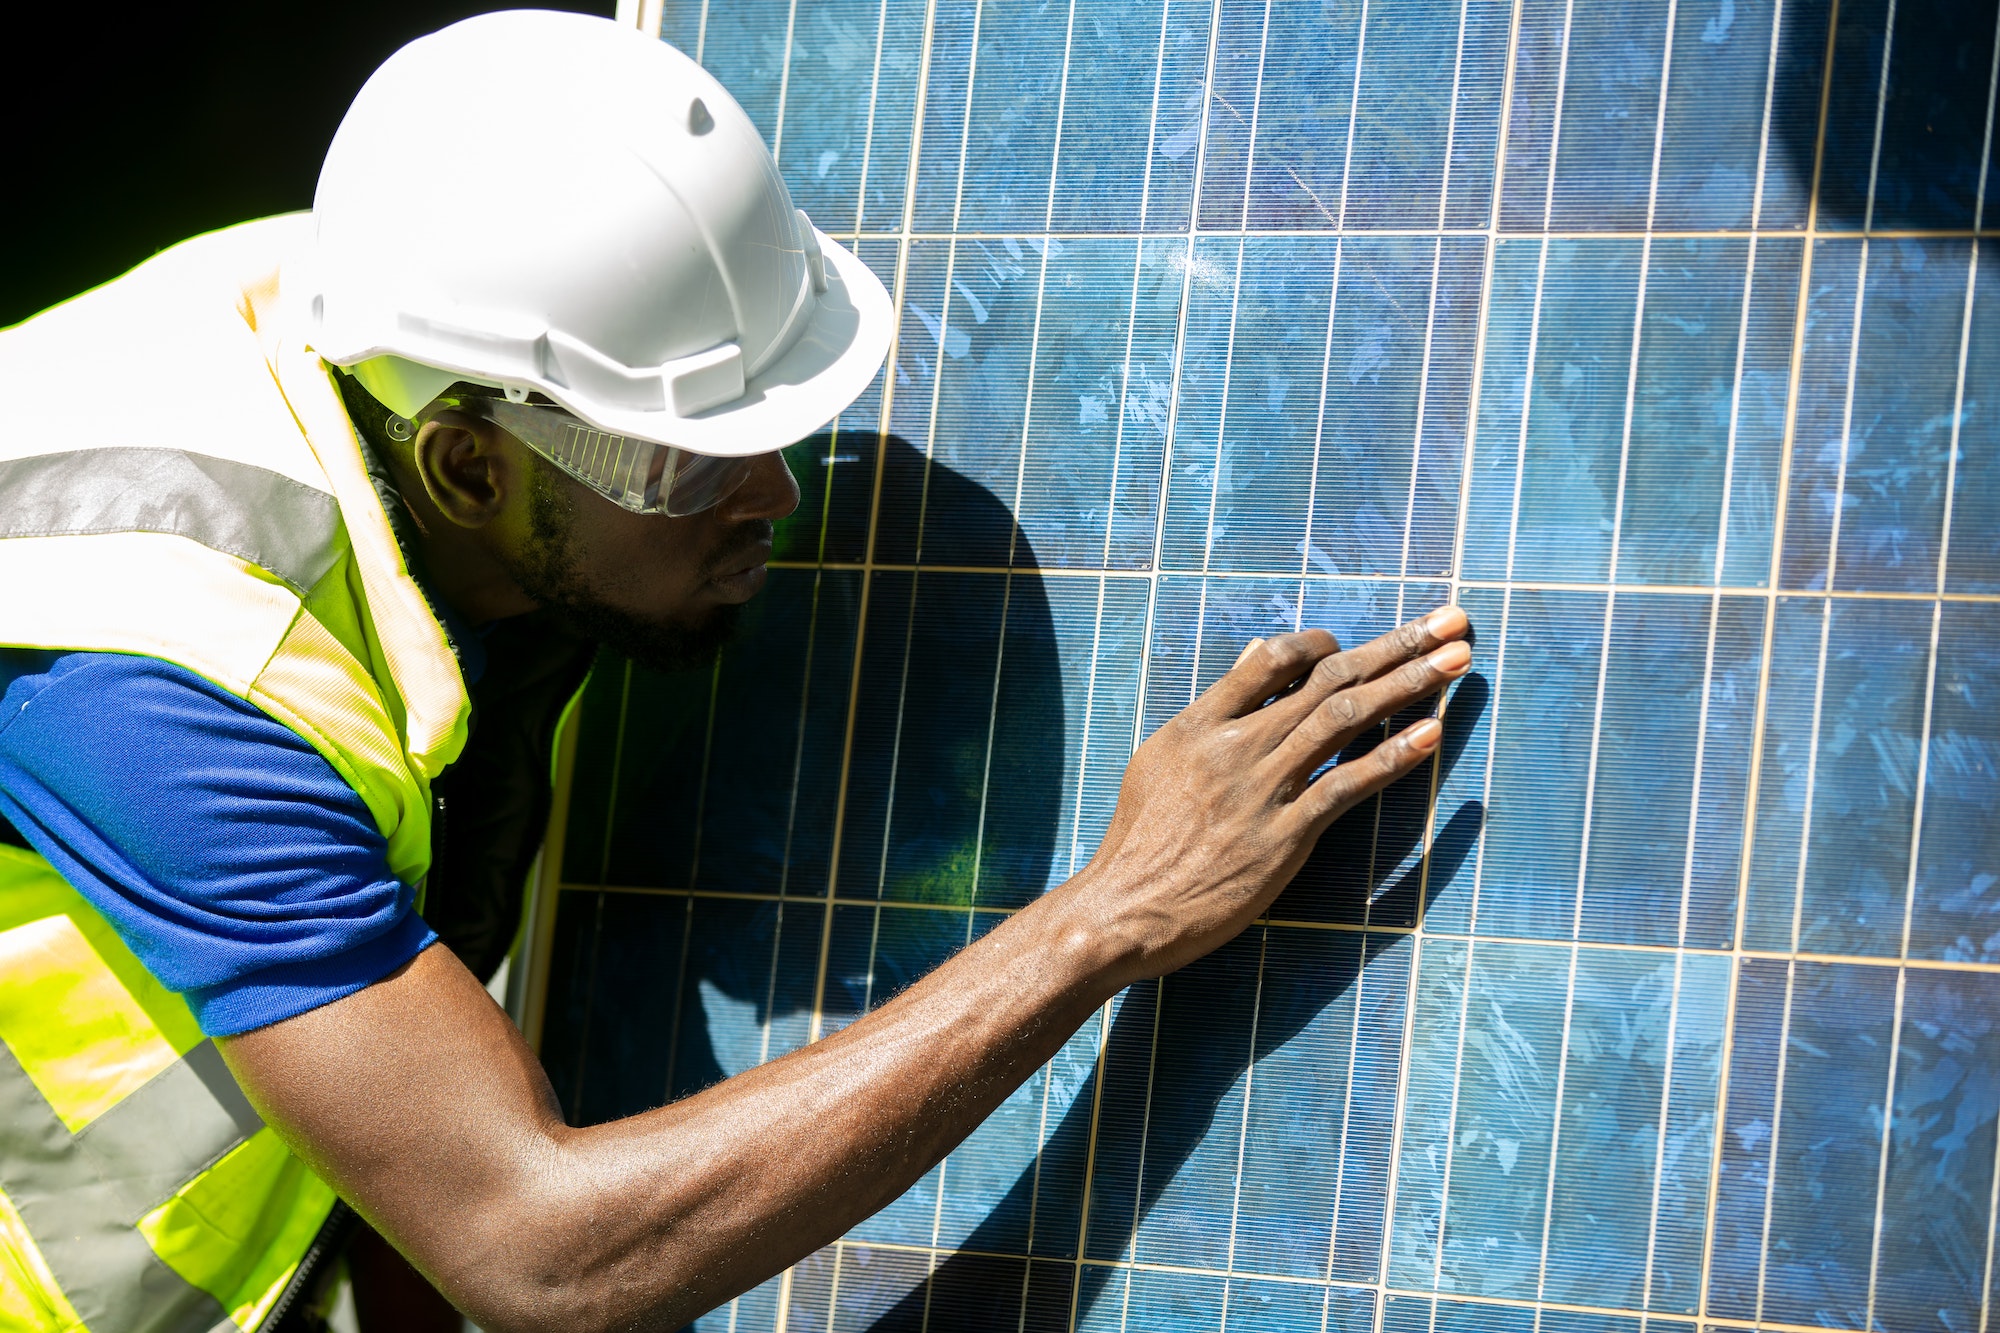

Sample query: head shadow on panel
[1764,3,2000,586]
[1772,0,2000,234]
[539,430,1069,1122]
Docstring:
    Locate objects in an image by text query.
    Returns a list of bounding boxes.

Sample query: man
[0,11,1472,1330]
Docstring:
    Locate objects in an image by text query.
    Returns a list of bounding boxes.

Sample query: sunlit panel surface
[533,1,2000,1328]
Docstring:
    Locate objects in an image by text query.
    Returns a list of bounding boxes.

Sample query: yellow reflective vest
[0,215,472,1330]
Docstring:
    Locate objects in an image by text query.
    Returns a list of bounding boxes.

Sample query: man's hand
[218,606,1469,1333]
[1061,604,1470,982]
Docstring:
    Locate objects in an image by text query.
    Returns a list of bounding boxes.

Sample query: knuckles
[1326,692,1361,727]
[1313,655,1359,691]
[1261,636,1316,674]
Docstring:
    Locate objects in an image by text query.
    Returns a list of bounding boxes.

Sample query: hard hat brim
[310,225,894,461]
[555,227,894,459]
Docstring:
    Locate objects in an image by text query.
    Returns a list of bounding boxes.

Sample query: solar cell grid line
[1756,4,1878,1323]
[1056,11,1225,1327]
[774,24,937,1322]
[1406,0,1571,1306]
[766,0,803,166]
[1864,964,1912,1333]
[1863,10,1998,1327]
[916,559,1019,1328]
[930,0,1076,1286]
[1115,980,1169,1331]
[723,1243,1985,1333]
[1128,0,1173,235]
[1195,241,1245,578]
[1084,3,1231,1319]
[1370,0,1518,1298]
[1529,1,1679,1312]
[842,226,2000,240]
[1321,935,1375,1311]
[535,881,2000,973]
[1331,0,1372,231]
[1703,0,1838,1313]
[812,42,959,1333]
[1788,214,1874,945]
[1977,38,2000,1333]
[1295,244,1343,589]
[841,0,895,235]
[684,645,724,891]
[772,562,2000,603]
[1659,2,1785,1288]
[1552,2,1683,1310]
[1214,925,1272,1330]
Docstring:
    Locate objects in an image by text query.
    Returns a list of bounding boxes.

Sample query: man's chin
[544,597,743,675]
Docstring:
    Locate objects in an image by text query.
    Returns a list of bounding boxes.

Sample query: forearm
[225,884,1124,1333]
[525,886,1121,1326]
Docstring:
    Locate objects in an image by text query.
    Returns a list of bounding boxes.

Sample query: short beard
[503,461,743,674]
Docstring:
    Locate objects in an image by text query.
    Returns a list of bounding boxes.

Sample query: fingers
[1328,605,1468,694]
[1255,603,1468,734]
[1203,604,1467,726]
[1199,629,1340,717]
[1268,638,1470,776]
[1293,716,1443,829]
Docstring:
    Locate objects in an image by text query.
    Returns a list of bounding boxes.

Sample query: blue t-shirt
[0,649,439,1036]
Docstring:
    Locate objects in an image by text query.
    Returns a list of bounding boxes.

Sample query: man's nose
[714,450,801,525]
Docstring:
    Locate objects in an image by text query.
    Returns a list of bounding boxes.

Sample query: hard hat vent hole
[688,98,714,135]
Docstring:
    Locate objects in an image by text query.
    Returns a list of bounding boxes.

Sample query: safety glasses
[451,395,760,517]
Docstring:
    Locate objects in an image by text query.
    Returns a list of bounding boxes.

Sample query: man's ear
[410,409,518,529]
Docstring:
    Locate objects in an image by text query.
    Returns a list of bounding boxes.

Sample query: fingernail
[1234,637,1265,666]
[1407,717,1443,751]
[1425,605,1468,638]
[1428,640,1472,675]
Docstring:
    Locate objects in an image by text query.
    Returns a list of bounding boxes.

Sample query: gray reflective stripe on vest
[0,448,349,596]
[0,1038,264,1332]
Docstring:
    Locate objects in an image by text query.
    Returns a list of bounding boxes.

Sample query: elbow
[416,1164,707,1333]
[442,1249,653,1333]
[449,1281,618,1333]
[449,1266,712,1333]
[428,1221,649,1333]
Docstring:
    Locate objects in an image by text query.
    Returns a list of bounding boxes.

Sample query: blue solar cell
[527,0,2000,1327]
[1704,956,1790,1323]
[1874,968,2000,1331]
[1760,962,1898,1328]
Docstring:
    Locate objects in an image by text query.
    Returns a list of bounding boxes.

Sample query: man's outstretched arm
[219,607,1472,1333]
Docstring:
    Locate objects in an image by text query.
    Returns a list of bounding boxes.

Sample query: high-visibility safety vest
[0,214,472,1330]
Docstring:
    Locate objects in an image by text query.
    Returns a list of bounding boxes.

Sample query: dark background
[1,0,613,329]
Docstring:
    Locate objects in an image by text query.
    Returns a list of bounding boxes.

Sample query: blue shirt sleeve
[0,650,437,1036]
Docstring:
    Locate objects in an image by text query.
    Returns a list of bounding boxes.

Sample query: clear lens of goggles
[464,396,758,517]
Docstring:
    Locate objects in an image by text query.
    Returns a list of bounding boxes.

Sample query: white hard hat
[302,9,892,458]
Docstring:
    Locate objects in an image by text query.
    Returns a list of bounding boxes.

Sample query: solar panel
[525,0,2000,1329]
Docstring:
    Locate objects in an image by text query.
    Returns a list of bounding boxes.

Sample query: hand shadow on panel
[855,676,1490,1333]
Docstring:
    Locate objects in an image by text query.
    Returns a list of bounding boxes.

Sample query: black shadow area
[846,681,1490,1333]
[540,434,1064,1127]
[1774,0,2000,230]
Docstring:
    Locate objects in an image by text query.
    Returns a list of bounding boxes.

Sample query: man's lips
[704,543,771,602]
